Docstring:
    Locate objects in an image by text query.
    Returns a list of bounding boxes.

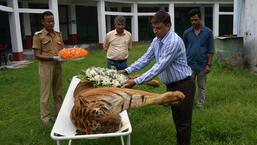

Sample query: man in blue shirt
[183,9,214,108]
[123,10,195,145]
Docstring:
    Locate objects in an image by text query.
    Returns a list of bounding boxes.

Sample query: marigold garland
[58,48,88,60]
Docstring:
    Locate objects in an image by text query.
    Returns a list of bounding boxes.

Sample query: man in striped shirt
[123,10,195,145]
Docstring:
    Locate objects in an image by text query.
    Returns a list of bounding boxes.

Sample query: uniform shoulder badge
[34,30,43,35]
[55,31,62,35]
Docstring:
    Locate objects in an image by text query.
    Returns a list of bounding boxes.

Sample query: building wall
[0,0,235,61]
[240,0,257,69]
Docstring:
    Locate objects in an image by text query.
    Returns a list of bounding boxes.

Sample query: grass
[0,43,257,145]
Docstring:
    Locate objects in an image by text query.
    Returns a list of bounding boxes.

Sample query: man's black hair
[151,10,171,25]
[189,9,201,18]
[41,11,53,20]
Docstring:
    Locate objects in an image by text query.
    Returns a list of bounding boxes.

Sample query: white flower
[78,67,128,87]
[112,80,121,87]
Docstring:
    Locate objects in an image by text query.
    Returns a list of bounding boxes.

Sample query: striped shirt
[125,31,192,85]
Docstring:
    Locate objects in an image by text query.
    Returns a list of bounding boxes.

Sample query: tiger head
[70,97,122,134]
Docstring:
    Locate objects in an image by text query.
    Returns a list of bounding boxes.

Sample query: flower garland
[77,67,127,87]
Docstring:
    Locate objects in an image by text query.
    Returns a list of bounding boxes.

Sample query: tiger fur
[70,82,185,135]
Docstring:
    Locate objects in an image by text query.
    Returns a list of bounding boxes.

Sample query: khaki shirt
[32,28,64,57]
[104,29,132,60]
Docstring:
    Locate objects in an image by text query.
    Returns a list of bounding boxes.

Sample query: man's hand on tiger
[122,79,136,88]
[128,74,139,79]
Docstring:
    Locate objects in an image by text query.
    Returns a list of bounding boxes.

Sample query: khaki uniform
[32,28,63,123]
[104,29,132,60]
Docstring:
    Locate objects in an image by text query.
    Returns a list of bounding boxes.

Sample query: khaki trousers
[39,61,62,122]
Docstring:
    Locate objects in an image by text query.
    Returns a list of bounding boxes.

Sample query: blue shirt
[125,31,192,85]
[183,26,214,72]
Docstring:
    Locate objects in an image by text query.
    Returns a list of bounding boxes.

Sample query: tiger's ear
[79,97,89,106]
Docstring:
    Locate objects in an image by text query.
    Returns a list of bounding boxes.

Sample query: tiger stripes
[70,82,185,134]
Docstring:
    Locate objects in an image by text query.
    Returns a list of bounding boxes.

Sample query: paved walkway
[0,49,34,70]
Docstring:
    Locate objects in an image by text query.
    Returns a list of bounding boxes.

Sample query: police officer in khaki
[32,11,64,125]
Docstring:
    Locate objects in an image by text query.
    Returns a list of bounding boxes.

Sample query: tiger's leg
[74,87,185,113]
[130,91,185,107]
[118,88,185,110]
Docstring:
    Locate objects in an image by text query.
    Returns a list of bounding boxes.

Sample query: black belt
[108,59,127,63]
[166,76,192,87]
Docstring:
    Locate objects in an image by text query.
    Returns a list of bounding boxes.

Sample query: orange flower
[58,48,88,60]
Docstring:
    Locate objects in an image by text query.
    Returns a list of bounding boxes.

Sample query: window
[219,15,233,36]
[219,4,233,12]
[105,2,131,12]
[138,4,168,12]
[219,4,233,36]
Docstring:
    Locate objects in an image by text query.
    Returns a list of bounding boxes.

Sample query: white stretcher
[50,77,132,145]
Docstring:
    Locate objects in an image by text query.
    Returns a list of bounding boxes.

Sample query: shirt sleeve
[59,33,64,47]
[32,34,41,50]
[207,30,214,54]
[125,42,155,74]
[103,34,110,50]
[134,37,183,84]
[182,31,188,49]
[128,33,132,50]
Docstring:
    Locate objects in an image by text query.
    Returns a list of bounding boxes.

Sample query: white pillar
[200,6,205,26]
[68,4,77,34]
[97,0,106,44]
[8,0,23,53]
[131,3,138,42]
[49,0,60,32]
[169,2,175,31]
[22,2,31,37]
[213,3,219,37]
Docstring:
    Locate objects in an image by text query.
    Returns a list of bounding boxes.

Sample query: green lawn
[0,44,257,145]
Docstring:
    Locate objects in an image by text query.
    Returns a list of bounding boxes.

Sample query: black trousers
[166,77,195,145]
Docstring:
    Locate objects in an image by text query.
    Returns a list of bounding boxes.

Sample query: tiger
[70,82,185,135]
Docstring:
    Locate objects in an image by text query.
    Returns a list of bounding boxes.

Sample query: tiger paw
[161,91,185,105]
